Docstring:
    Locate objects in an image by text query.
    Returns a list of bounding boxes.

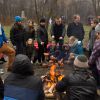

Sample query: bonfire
[41,56,64,99]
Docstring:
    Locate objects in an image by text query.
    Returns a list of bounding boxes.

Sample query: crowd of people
[0,14,100,100]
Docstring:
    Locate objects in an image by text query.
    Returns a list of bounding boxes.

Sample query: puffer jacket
[56,68,97,100]
[4,54,44,100]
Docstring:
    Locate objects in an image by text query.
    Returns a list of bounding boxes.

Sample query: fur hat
[74,55,89,68]
[95,23,100,33]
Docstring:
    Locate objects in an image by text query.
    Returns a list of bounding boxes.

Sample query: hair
[93,19,98,24]
[69,36,77,42]
[73,14,80,20]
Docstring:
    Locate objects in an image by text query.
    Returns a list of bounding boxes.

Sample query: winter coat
[67,22,85,41]
[56,68,97,100]
[0,77,4,100]
[10,23,25,46]
[89,40,100,73]
[51,23,66,39]
[70,41,83,56]
[37,25,48,45]
[0,25,7,48]
[4,54,44,100]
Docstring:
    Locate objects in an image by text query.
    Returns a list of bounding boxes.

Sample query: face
[40,22,46,26]
[17,21,22,25]
[91,21,97,28]
[74,16,80,23]
[52,42,56,47]
[96,33,100,40]
[68,38,75,47]
[28,21,33,27]
[27,39,33,45]
[55,18,62,25]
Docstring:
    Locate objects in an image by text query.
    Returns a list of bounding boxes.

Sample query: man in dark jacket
[4,54,44,100]
[56,55,97,100]
[51,17,66,45]
[37,18,48,63]
[67,15,85,41]
[10,16,25,54]
[0,77,4,100]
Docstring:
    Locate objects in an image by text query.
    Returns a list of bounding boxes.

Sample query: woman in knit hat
[56,55,97,100]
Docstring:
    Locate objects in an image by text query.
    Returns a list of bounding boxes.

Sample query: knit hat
[15,16,22,22]
[40,18,46,23]
[95,23,100,33]
[74,55,89,68]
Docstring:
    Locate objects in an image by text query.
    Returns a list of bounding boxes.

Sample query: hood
[12,54,34,76]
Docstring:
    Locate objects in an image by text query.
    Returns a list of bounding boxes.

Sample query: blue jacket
[70,41,83,56]
[4,54,44,100]
[0,27,7,47]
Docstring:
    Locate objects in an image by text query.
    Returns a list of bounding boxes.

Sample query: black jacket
[37,25,48,45]
[67,22,85,41]
[56,68,97,100]
[10,23,25,45]
[0,77,4,100]
[51,23,66,39]
[24,26,35,43]
[4,54,44,100]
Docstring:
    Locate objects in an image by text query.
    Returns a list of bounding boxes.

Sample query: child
[26,39,39,64]
[47,41,60,59]
[66,36,83,64]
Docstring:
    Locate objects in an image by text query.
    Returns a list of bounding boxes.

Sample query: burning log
[41,56,64,99]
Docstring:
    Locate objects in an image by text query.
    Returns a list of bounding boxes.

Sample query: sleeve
[67,23,71,37]
[56,76,68,93]
[10,28,16,45]
[1,28,7,42]
[89,43,100,65]
[81,24,85,40]
[62,25,66,38]
[37,29,42,44]
[0,77,4,99]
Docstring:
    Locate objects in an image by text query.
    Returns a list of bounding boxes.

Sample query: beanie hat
[15,16,22,22]
[40,18,46,23]
[95,23,100,33]
[74,55,89,68]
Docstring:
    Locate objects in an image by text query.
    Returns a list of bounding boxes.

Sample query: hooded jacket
[4,54,44,100]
